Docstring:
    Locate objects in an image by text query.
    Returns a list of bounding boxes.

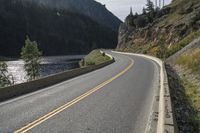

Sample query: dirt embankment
[166,38,200,133]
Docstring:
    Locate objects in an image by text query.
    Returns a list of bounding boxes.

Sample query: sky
[95,0,172,21]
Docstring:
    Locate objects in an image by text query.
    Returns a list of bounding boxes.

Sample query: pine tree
[143,7,146,15]
[145,0,155,22]
[135,12,138,17]
[146,0,154,13]
[21,36,42,80]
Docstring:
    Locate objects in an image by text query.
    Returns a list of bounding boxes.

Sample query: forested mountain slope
[0,0,118,56]
[19,0,122,31]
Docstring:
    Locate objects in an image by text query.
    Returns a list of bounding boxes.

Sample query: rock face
[117,8,137,49]
[117,0,200,55]
[19,0,122,31]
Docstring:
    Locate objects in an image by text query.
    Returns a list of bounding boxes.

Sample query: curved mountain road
[0,51,160,133]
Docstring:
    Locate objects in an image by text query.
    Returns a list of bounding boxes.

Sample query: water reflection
[6,55,84,84]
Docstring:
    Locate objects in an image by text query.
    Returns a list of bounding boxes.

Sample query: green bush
[181,77,200,112]
[102,52,106,56]
[0,62,14,87]
[86,61,95,66]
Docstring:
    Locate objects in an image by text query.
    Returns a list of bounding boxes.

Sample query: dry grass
[176,48,200,73]
[175,48,200,126]
[181,77,200,111]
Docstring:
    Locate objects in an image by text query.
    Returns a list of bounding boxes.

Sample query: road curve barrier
[0,53,115,102]
[112,51,178,133]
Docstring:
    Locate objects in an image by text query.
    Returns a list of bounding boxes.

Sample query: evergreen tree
[143,7,147,15]
[145,0,155,22]
[21,36,42,80]
[146,0,154,13]
[135,12,138,17]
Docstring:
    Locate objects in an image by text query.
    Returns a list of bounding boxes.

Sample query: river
[5,55,84,84]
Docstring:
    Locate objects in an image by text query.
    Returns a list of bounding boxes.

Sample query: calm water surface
[6,55,84,84]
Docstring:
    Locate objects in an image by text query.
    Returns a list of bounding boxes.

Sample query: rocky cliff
[117,0,200,58]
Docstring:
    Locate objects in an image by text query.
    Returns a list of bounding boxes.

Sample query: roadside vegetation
[79,50,111,67]
[176,48,200,112]
[0,36,41,87]
[150,30,200,59]
[181,77,200,112]
[167,66,200,132]
[0,62,14,87]
[168,48,200,132]
[176,48,200,73]
[166,30,200,58]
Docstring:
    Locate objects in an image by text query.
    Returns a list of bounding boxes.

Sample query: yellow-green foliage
[181,77,200,111]
[150,47,158,56]
[167,30,200,57]
[80,50,111,67]
[176,48,200,73]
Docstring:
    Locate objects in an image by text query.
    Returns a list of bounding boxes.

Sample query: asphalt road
[0,51,160,133]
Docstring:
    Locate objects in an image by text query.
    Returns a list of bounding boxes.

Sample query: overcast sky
[95,0,172,21]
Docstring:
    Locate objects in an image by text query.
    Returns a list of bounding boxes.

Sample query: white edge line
[100,50,113,60]
[111,51,164,133]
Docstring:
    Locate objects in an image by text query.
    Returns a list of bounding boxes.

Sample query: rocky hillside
[117,0,200,58]
[0,0,118,56]
[19,0,122,31]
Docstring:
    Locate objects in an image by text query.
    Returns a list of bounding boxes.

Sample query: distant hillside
[0,0,118,56]
[19,0,122,31]
[117,0,200,58]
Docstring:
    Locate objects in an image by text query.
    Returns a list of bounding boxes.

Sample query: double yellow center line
[14,57,134,133]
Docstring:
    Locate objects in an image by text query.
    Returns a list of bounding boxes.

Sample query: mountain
[0,0,118,56]
[19,0,122,31]
[117,0,200,58]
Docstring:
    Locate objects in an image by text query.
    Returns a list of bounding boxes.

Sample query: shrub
[102,52,105,56]
[156,44,168,59]
[86,60,95,66]
[134,16,147,28]
[0,62,14,87]
[150,46,158,56]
